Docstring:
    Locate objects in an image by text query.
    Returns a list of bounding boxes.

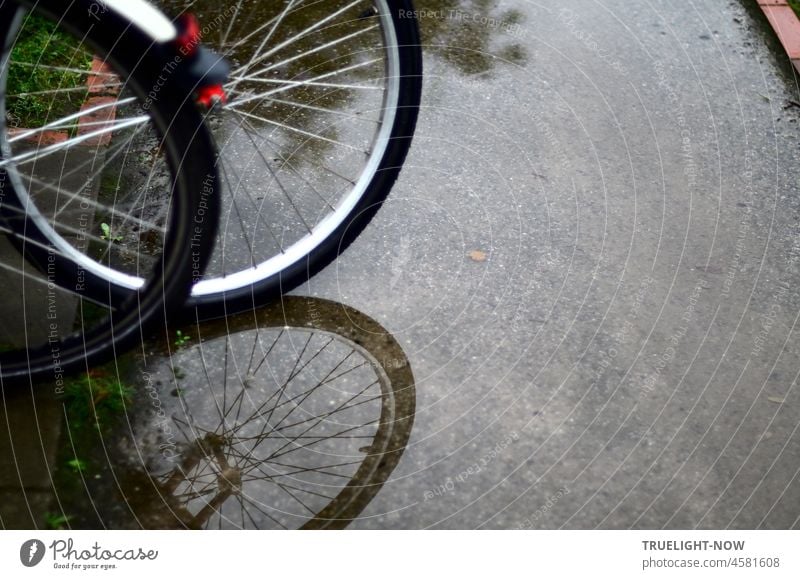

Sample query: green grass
[6,13,93,128]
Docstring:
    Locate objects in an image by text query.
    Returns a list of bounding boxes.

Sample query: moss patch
[46,362,134,528]
[61,367,133,434]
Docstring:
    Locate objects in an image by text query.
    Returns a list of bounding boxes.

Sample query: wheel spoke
[239,23,380,82]
[217,158,260,270]
[230,0,365,77]
[7,97,137,144]
[234,116,319,231]
[237,494,288,529]
[227,0,299,94]
[1,115,149,168]
[266,385,380,460]
[232,334,332,436]
[230,108,366,154]
[262,95,381,125]
[242,458,362,481]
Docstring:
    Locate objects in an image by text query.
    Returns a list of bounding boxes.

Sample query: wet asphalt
[296,0,800,528]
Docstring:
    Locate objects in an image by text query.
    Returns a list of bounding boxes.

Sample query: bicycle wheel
[82,0,421,319]
[0,0,219,383]
[113,296,415,529]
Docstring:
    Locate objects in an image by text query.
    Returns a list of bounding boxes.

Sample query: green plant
[62,368,133,433]
[174,330,191,347]
[99,223,123,242]
[45,512,71,530]
[67,458,86,473]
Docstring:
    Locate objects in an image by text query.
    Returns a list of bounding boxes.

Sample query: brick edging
[757,0,800,74]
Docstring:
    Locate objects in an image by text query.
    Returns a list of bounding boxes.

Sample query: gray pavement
[0,385,61,529]
[298,0,800,528]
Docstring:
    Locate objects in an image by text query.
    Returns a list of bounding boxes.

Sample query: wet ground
[5,0,800,529]
[299,0,800,529]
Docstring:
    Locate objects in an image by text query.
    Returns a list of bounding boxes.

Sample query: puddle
[50,296,415,529]
[415,0,528,74]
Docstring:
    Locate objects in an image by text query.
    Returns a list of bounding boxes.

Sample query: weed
[45,512,71,530]
[99,223,123,242]
[67,458,86,473]
[62,368,132,433]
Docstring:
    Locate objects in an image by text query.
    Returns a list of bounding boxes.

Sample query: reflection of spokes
[161,432,245,528]
[132,297,415,529]
[162,329,383,528]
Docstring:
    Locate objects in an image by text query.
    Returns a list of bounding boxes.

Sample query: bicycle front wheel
[0,0,219,383]
[166,0,422,318]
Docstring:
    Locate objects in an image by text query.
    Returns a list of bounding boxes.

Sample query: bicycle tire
[0,0,219,383]
[188,0,422,318]
[184,0,422,319]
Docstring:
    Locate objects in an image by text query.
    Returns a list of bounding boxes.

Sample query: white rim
[190,0,402,298]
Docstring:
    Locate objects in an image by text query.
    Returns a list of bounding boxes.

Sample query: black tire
[184,0,422,320]
[0,0,219,384]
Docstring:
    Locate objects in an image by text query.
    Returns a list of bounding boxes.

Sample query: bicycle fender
[90,0,177,43]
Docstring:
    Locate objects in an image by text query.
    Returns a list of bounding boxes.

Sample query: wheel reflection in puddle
[121,296,415,529]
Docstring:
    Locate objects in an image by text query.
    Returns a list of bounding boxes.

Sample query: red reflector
[196,85,227,109]
[176,13,201,55]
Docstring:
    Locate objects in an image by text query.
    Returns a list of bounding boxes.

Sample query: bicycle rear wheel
[0,0,219,383]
